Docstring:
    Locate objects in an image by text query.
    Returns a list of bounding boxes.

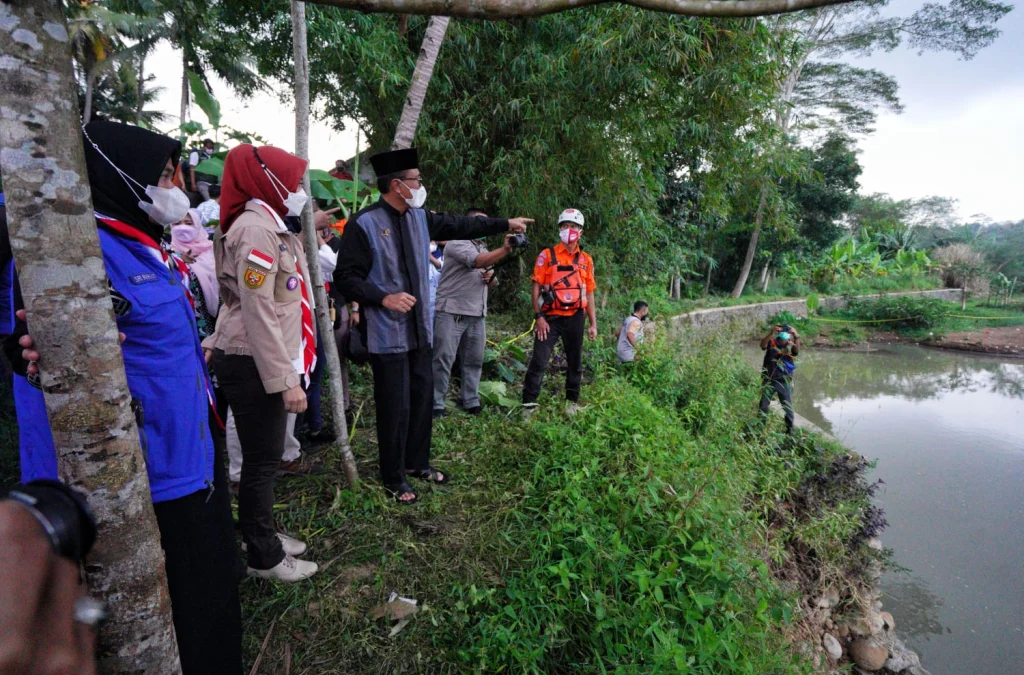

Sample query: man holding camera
[759,323,801,433]
[432,208,521,417]
[522,209,597,417]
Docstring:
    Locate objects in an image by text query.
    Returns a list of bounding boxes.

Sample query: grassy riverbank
[771,295,1024,351]
[0,321,892,672]
[236,327,886,673]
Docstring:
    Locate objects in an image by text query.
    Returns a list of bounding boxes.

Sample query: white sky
[146,42,356,172]
[143,3,1023,224]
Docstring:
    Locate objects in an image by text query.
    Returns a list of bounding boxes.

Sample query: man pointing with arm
[334,148,531,504]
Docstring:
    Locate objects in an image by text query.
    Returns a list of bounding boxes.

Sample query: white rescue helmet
[557,208,585,228]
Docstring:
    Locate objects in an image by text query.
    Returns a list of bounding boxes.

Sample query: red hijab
[220,144,308,233]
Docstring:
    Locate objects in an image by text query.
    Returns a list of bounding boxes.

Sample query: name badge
[129,273,158,285]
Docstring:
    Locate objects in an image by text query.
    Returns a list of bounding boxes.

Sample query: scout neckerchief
[96,213,193,308]
[250,200,317,383]
[95,212,223,430]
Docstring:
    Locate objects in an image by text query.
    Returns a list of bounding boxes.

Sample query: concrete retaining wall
[666,288,962,337]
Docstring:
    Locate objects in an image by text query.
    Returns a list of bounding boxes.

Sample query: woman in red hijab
[204,144,321,582]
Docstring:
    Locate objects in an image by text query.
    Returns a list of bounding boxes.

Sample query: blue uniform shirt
[9,222,215,503]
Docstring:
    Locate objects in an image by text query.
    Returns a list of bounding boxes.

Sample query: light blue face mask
[777,332,792,342]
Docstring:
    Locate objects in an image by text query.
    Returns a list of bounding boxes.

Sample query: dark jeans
[153,441,243,675]
[303,334,327,431]
[213,351,288,570]
[369,345,433,487]
[523,311,585,404]
[759,377,794,432]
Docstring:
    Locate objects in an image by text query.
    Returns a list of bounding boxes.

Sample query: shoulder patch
[535,251,547,266]
[247,248,275,270]
[244,265,267,289]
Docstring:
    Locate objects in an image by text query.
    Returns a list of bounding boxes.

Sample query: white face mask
[429,242,438,254]
[140,185,191,226]
[264,166,309,217]
[171,223,197,243]
[401,181,428,209]
[560,228,580,246]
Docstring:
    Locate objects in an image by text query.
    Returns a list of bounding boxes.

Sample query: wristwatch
[534,312,543,319]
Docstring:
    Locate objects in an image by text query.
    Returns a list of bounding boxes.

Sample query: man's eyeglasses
[400,176,426,187]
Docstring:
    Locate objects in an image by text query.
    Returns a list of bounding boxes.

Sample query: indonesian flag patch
[247,248,275,270]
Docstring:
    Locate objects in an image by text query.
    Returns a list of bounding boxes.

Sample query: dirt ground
[919,325,1024,357]
[807,326,1024,357]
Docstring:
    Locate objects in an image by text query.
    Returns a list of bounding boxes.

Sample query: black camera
[508,233,529,249]
[780,324,793,333]
[540,285,555,306]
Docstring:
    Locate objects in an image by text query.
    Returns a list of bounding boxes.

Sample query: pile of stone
[813,538,930,675]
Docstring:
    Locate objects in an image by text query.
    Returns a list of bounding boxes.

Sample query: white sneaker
[522,403,538,420]
[248,554,318,582]
[241,533,308,557]
[565,402,579,417]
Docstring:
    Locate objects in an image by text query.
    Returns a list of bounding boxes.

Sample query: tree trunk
[391,15,450,150]
[83,67,97,124]
[962,282,968,311]
[670,273,681,300]
[291,0,359,487]
[136,49,147,126]
[703,262,712,297]
[730,183,768,298]
[0,4,181,674]
[760,263,770,293]
[179,52,189,139]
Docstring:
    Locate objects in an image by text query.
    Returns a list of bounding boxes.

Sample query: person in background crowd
[427,240,443,326]
[329,159,353,181]
[188,138,218,201]
[205,143,320,582]
[325,211,358,425]
[171,208,219,339]
[4,121,242,674]
[522,208,598,418]
[759,323,801,434]
[334,147,531,504]
[432,208,513,417]
[616,300,649,364]
[197,183,222,229]
[299,203,340,443]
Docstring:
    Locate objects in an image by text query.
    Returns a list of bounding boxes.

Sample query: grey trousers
[432,311,486,411]
[332,305,352,411]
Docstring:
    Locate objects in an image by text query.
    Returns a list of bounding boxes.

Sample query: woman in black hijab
[14,121,243,675]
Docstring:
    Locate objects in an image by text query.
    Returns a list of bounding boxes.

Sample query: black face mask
[640,314,649,322]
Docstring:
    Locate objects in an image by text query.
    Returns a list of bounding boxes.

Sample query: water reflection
[882,576,949,639]
[742,344,1024,675]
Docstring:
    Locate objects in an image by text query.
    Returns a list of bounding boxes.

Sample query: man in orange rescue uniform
[522,208,597,417]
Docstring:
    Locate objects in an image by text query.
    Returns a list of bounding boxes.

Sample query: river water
[745,344,1024,674]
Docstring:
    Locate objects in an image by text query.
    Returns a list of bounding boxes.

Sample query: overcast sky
[847,1,1023,223]
[144,2,1022,223]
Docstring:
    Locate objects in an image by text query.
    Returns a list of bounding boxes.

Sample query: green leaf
[194,157,224,179]
[187,70,221,129]
[806,293,820,313]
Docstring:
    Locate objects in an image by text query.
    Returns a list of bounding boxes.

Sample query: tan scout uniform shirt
[204,199,316,393]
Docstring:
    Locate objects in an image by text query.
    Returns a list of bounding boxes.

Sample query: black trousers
[759,377,794,432]
[369,345,433,487]
[213,352,288,570]
[523,311,585,404]
[153,440,243,675]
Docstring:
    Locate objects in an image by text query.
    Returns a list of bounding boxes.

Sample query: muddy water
[745,344,1024,674]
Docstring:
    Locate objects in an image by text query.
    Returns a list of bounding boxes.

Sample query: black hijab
[82,121,181,243]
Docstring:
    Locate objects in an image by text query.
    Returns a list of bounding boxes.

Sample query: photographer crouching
[758,323,801,434]
[432,208,527,417]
